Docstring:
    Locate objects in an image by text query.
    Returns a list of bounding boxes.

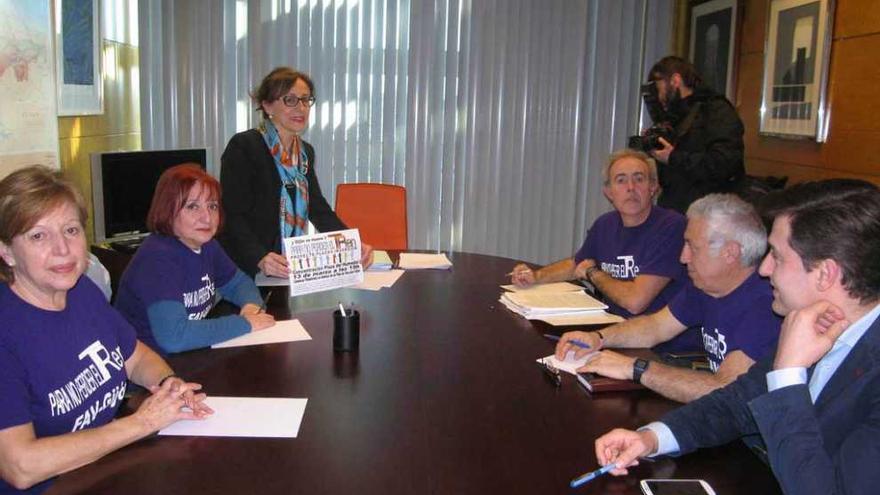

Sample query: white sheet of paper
[537,350,598,376]
[398,253,453,270]
[211,319,312,349]
[500,282,584,293]
[255,271,290,287]
[535,311,625,326]
[159,397,307,438]
[351,269,405,290]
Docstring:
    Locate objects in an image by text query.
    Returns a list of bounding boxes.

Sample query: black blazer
[218,129,347,276]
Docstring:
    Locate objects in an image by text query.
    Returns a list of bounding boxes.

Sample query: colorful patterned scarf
[258,119,310,242]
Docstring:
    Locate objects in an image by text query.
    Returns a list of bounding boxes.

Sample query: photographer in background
[631,56,744,214]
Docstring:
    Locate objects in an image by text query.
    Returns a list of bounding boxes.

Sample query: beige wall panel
[741,0,769,55]
[747,157,880,185]
[747,158,825,182]
[827,35,880,132]
[737,52,764,140]
[824,130,880,176]
[834,0,880,39]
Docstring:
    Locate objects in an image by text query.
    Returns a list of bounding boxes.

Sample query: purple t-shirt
[115,234,239,353]
[668,271,782,372]
[574,206,687,318]
[0,278,135,494]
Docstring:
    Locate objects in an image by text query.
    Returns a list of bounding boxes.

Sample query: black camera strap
[674,101,702,140]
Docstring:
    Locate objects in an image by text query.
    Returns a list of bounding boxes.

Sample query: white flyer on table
[159,397,308,438]
[211,319,312,349]
[283,229,364,296]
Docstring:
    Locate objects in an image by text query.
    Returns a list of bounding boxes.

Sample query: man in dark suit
[593,179,880,495]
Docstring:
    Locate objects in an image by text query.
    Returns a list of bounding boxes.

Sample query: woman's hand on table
[138,379,212,432]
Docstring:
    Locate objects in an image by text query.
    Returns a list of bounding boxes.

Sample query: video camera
[628,81,676,152]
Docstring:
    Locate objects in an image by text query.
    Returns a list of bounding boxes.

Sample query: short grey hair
[686,193,767,267]
[603,149,658,186]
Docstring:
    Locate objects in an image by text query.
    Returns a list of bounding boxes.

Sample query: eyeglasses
[280,94,316,108]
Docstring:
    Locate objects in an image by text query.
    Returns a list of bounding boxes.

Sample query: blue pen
[543,333,591,350]
[569,464,615,488]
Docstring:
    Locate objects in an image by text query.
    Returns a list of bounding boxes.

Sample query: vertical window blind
[140,0,672,264]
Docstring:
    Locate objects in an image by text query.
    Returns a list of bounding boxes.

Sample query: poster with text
[283,229,364,296]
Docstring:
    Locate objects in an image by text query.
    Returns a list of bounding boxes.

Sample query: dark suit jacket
[662,311,880,495]
[218,129,347,276]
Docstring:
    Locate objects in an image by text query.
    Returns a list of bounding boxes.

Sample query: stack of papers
[500,281,585,293]
[500,291,607,319]
[367,250,394,271]
[499,282,624,325]
[534,312,624,326]
[398,253,453,270]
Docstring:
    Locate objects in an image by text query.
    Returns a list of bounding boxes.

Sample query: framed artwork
[759,0,835,140]
[689,0,740,101]
[54,0,103,116]
[0,0,60,177]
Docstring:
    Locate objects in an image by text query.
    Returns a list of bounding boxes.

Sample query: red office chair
[335,183,408,250]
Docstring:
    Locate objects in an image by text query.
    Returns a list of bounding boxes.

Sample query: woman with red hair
[115,164,275,355]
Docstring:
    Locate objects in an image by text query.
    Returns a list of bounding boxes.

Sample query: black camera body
[628,80,676,152]
[628,122,675,151]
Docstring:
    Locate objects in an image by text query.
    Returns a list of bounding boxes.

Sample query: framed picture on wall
[689,0,740,101]
[759,0,835,140]
[0,0,61,177]
[54,0,103,116]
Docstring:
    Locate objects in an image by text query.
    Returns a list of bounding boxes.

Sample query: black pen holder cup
[332,310,360,352]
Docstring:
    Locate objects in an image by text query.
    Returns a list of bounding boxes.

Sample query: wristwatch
[632,358,650,384]
[583,265,601,283]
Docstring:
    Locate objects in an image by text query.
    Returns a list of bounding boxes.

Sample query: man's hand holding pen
[509,263,537,287]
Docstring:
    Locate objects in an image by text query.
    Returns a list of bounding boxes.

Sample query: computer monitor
[91,148,209,245]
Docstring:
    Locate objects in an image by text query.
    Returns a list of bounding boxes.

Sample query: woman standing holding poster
[219,67,372,278]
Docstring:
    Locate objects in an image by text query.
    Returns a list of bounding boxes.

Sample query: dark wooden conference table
[49,252,781,495]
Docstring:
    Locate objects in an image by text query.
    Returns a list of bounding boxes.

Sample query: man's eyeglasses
[281,94,316,108]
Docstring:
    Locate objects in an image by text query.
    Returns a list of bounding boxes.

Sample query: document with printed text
[284,229,364,296]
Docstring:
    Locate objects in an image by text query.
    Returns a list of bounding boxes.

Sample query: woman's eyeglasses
[280,95,316,108]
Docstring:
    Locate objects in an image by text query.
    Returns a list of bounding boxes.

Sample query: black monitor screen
[97,149,207,240]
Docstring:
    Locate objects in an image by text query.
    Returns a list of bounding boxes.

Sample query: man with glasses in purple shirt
[511,150,696,351]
